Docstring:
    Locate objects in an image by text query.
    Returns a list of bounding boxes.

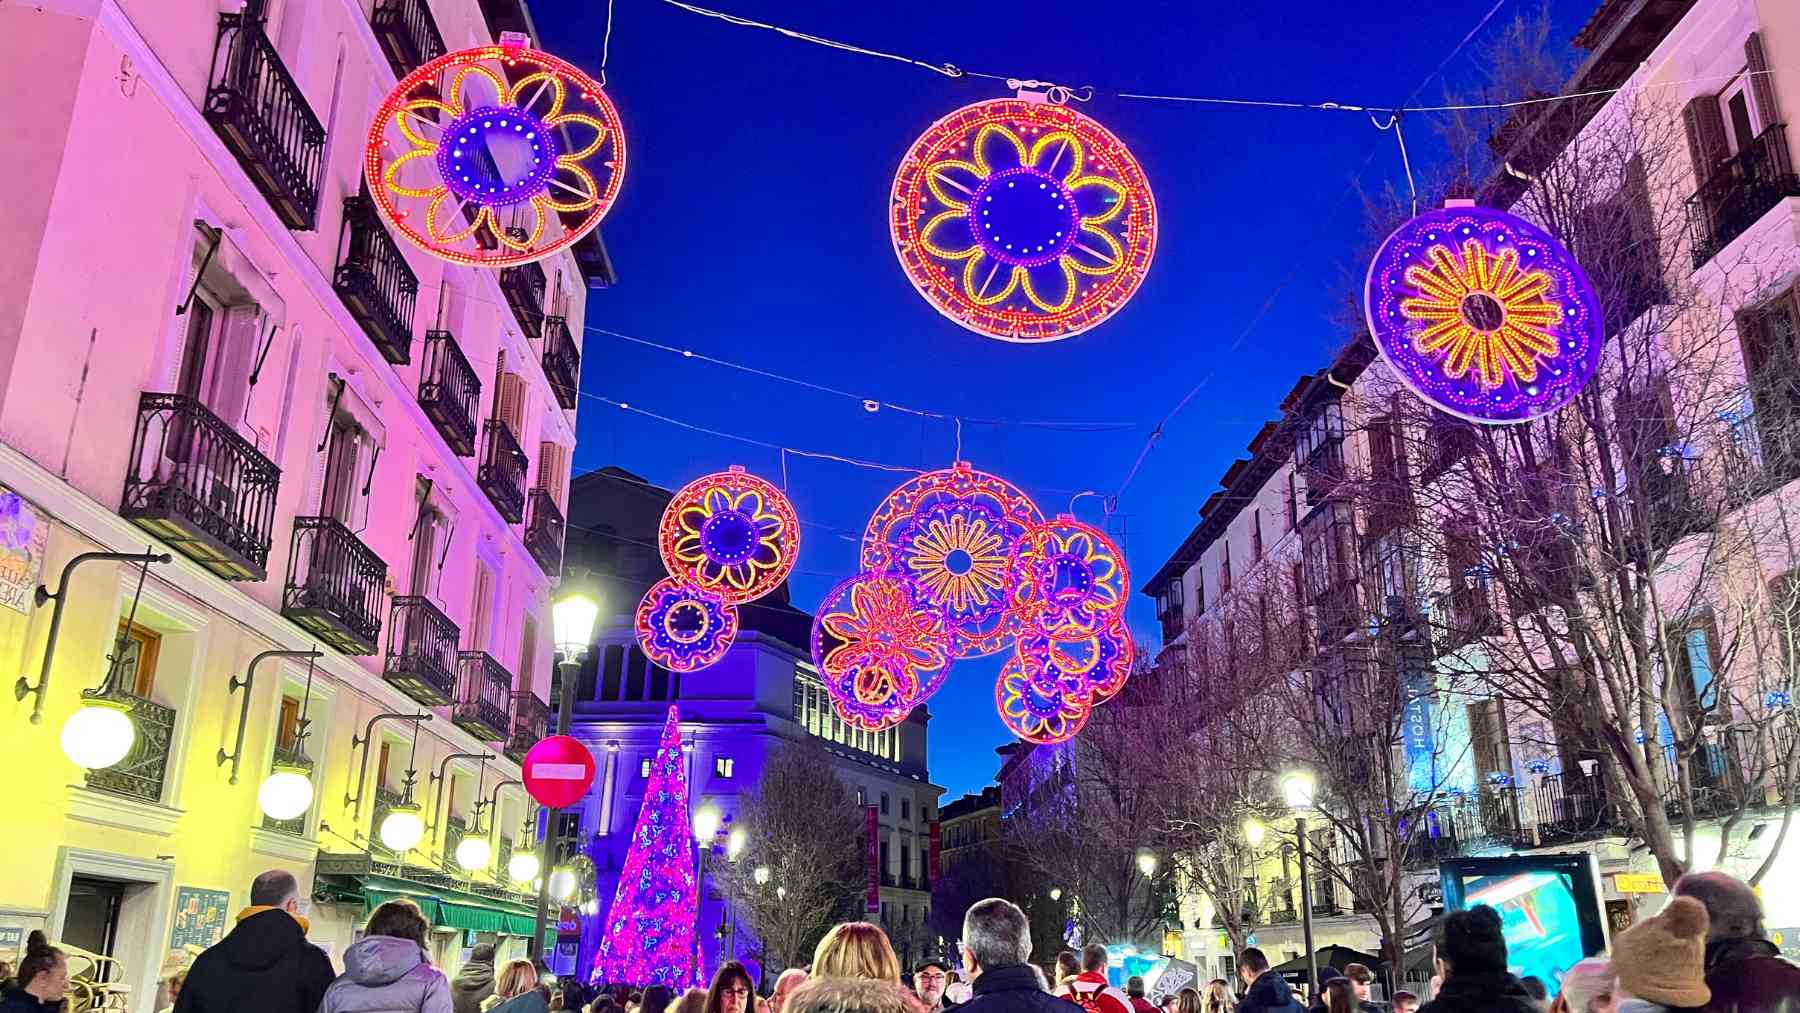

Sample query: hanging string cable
[657,0,975,78]
[1371,111,1420,216]
[597,0,618,86]
[582,391,926,475]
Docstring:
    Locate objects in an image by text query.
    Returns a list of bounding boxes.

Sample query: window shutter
[1746,33,1790,176]
[1681,95,1730,183]
[497,372,526,435]
[537,442,569,503]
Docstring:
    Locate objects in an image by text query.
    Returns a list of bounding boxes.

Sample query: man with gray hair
[1671,870,1800,1013]
[172,869,334,1013]
[955,899,1071,1013]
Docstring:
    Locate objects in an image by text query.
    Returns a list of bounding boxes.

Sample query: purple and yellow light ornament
[1364,201,1604,424]
[658,465,799,605]
[995,654,1093,745]
[1015,617,1135,703]
[811,572,951,732]
[635,578,738,674]
[1009,515,1129,639]
[891,96,1156,342]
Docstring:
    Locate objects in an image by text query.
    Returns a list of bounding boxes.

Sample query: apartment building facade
[0,0,606,1003]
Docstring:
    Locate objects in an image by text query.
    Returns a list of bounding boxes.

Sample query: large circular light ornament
[61,700,135,770]
[455,835,494,872]
[811,572,952,732]
[258,767,316,821]
[365,36,625,267]
[1364,201,1604,424]
[995,654,1092,745]
[1010,516,1129,639]
[891,96,1156,342]
[508,851,542,884]
[635,578,739,673]
[378,804,426,852]
[659,466,800,604]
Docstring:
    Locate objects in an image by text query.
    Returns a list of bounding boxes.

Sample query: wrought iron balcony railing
[203,6,325,229]
[499,261,546,338]
[505,691,549,761]
[524,488,564,577]
[1723,394,1800,507]
[83,692,177,804]
[441,814,468,870]
[419,330,480,457]
[384,595,460,705]
[370,0,447,79]
[455,651,514,741]
[478,420,529,523]
[283,516,386,655]
[1688,124,1800,268]
[121,393,280,581]
[334,196,419,364]
[541,315,580,410]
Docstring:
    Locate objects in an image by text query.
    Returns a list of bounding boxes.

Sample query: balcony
[455,651,513,741]
[1688,124,1799,268]
[505,691,549,761]
[334,196,419,364]
[1724,395,1800,506]
[478,420,529,523]
[384,596,460,705]
[203,6,325,229]
[1402,808,1465,866]
[370,0,446,79]
[524,488,564,577]
[120,393,280,581]
[1531,769,1619,843]
[83,693,176,804]
[283,517,386,655]
[1664,733,1749,819]
[1476,785,1534,847]
[499,261,546,338]
[542,316,581,410]
[419,330,480,457]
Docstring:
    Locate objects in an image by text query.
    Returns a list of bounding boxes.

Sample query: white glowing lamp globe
[455,835,493,872]
[61,702,136,770]
[550,867,577,901]
[259,768,315,821]
[379,805,426,852]
[508,851,541,884]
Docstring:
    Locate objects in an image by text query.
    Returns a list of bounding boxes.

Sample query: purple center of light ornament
[437,105,560,207]
[1046,553,1095,604]
[971,167,1080,268]
[700,510,758,566]
[944,549,974,575]
[663,600,710,645]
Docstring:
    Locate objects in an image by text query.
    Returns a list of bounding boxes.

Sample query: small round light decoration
[659,466,800,604]
[810,572,953,732]
[1364,201,1604,424]
[891,97,1156,342]
[365,35,625,267]
[635,578,739,674]
[1009,515,1129,639]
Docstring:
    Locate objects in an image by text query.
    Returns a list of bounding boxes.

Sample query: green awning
[315,860,539,938]
[504,913,538,937]
[365,888,442,923]
[439,901,509,933]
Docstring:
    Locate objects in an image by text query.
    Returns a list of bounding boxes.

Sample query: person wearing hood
[171,870,334,1013]
[1415,906,1538,1013]
[1612,897,1710,1013]
[320,899,454,1013]
[454,945,498,1013]
[1235,949,1302,1013]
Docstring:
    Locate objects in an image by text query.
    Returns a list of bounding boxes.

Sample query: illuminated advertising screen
[1440,855,1609,993]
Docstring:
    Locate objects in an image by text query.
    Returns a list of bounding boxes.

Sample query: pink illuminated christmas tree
[592,705,699,987]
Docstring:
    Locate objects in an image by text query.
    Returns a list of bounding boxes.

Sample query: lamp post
[725,826,746,961]
[692,801,722,982]
[1283,771,1319,1003]
[531,590,600,959]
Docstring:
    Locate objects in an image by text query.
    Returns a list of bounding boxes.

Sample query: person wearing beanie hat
[1551,958,1614,1013]
[1614,897,1710,1013]
[1416,906,1538,1013]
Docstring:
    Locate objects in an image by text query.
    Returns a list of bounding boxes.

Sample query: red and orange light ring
[634,578,738,674]
[810,573,953,732]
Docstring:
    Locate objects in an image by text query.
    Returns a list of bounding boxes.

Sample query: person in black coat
[172,870,335,1013]
[954,899,1078,1013]
[0,931,68,1012]
[1416,906,1539,1013]
[1234,949,1302,1013]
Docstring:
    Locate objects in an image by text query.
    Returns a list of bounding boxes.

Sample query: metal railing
[370,0,446,78]
[84,693,177,804]
[499,262,546,338]
[419,330,480,457]
[541,315,581,410]
[334,196,419,364]
[524,488,564,577]
[1688,124,1800,268]
[283,517,386,655]
[384,596,460,704]
[478,420,529,523]
[121,393,280,581]
[455,651,513,741]
[1723,394,1800,506]
[1531,769,1619,842]
[203,5,325,229]
[505,691,549,761]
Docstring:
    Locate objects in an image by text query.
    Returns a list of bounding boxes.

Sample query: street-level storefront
[312,853,543,979]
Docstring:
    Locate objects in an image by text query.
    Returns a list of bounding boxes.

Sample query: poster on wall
[0,927,22,965]
[0,487,46,615]
[170,886,232,952]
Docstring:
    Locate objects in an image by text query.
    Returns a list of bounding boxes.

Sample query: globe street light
[509,851,542,884]
[61,698,135,770]
[259,766,315,822]
[379,803,426,852]
[728,826,747,862]
[455,835,493,872]
[1049,887,1062,902]
[1136,848,1158,877]
[754,865,771,886]
[1281,770,1320,1001]
[1242,818,1267,849]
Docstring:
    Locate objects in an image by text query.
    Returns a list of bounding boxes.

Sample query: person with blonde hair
[482,959,546,1012]
[1175,988,1203,1013]
[770,970,809,1013]
[785,977,924,1013]
[1202,982,1234,1013]
[813,923,902,984]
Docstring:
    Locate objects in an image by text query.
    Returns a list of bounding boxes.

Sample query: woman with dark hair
[704,963,756,1013]
[1416,906,1538,1013]
[1324,981,1359,1013]
[319,899,453,1013]
[638,985,675,1013]
[0,931,69,1011]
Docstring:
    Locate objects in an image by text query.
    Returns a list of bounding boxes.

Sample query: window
[276,694,302,753]
[408,479,446,597]
[1219,542,1232,596]
[376,741,394,791]
[649,663,671,701]
[880,840,890,874]
[901,843,911,882]
[625,648,647,700]
[715,756,734,779]
[1300,501,1358,645]
[1251,509,1264,561]
[640,757,653,778]
[468,561,494,652]
[114,619,162,698]
[1220,955,1236,982]
[318,412,368,524]
[857,788,867,806]
[901,799,910,820]
[1296,402,1345,505]
[1667,612,1722,718]
[1285,473,1298,530]
[1468,698,1512,782]
[881,792,890,814]
[537,442,570,506]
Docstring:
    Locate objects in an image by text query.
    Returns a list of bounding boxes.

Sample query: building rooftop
[939,785,1002,822]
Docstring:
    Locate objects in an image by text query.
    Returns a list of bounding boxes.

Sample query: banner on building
[0,488,46,615]
[1148,958,1199,1004]
[865,805,880,913]
[928,820,941,885]
[1397,641,1437,792]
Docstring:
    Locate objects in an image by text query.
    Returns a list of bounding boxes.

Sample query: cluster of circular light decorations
[814,462,1134,742]
[636,467,799,673]
[365,34,625,267]
[1364,201,1604,425]
[891,97,1157,343]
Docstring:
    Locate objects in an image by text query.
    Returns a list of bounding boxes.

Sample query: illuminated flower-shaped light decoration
[892,97,1156,342]
[1015,618,1135,702]
[635,578,738,674]
[995,654,1093,745]
[366,36,625,267]
[1365,202,1603,424]
[862,462,1044,657]
[659,466,799,605]
[811,573,951,732]
[1010,516,1129,639]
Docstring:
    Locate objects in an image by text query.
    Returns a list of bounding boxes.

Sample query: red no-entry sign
[523,735,596,808]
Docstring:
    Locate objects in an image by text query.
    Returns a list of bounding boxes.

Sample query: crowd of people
[3,867,1799,1013]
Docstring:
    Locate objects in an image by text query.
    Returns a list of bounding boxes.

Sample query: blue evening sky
[535,0,1587,800]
